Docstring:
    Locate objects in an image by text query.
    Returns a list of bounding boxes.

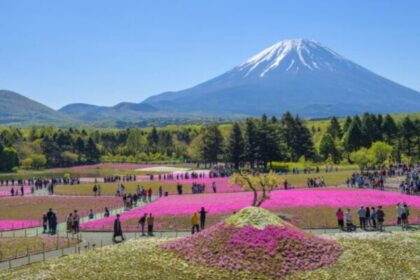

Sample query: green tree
[227,122,244,169]
[257,115,281,168]
[0,146,18,172]
[400,116,417,157]
[243,118,258,168]
[147,127,159,146]
[343,119,364,152]
[382,114,398,144]
[201,125,223,166]
[319,133,340,163]
[369,141,393,165]
[350,148,374,170]
[327,117,342,139]
[85,137,101,163]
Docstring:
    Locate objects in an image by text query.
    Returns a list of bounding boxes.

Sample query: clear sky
[1,1,419,109]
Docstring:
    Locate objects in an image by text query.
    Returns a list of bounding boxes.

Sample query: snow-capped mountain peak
[236,39,346,77]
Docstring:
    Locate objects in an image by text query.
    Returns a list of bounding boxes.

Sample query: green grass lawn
[0,236,79,261]
[55,181,192,196]
[280,170,355,186]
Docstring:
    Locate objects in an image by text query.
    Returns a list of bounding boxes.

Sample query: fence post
[43,243,46,261]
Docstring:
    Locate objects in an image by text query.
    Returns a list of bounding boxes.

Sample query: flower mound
[163,207,342,278]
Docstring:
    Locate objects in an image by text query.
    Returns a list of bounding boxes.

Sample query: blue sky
[1,1,419,109]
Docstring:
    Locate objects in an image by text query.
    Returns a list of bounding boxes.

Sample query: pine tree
[227,123,244,169]
[343,119,364,152]
[201,125,223,165]
[85,137,101,163]
[147,127,159,146]
[382,114,398,144]
[319,133,340,163]
[400,116,416,157]
[342,116,352,133]
[243,118,258,168]
[327,116,343,139]
[257,115,280,168]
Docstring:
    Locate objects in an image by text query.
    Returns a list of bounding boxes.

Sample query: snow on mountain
[143,39,420,117]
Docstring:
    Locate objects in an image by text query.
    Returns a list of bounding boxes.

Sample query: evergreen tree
[243,118,258,168]
[319,133,340,163]
[227,123,244,169]
[382,114,398,144]
[75,137,85,162]
[343,119,364,152]
[257,115,280,168]
[400,116,416,157]
[85,137,101,163]
[342,116,352,133]
[147,127,159,146]
[327,117,342,139]
[201,125,223,165]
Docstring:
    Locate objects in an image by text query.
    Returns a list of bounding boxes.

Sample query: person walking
[147,213,154,236]
[396,203,402,225]
[365,207,371,229]
[46,208,54,234]
[66,213,73,233]
[73,210,80,234]
[357,206,366,230]
[401,203,409,230]
[138,213,147,236]
[42,214,48,234]
[50,212,57,235]
[113,214,125,243]
[336,208,344,230]
[370,207,377,229]
[199,207,207,230]
[191,212,200,234]
[104,207,110,217]
[345,209,353,232]
[88,209,94,219]
[376,206,385,232]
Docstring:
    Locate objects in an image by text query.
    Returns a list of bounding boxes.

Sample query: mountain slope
[0,90,74,125]
[59,102,158,122]
[143,39,420,117]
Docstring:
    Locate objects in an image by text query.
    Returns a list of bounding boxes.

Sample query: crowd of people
[307,177,326,187]
[346,171,386,189]
[399,165,420,194]
[336,202,411,232]
[103,175,137,183]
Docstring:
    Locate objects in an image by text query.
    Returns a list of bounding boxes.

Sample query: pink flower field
[80,188,420,231]
[0,220,40,231]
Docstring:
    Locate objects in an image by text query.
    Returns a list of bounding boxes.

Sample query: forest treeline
[0,112,419,172]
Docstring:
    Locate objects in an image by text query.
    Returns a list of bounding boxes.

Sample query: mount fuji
[142,39,420,117]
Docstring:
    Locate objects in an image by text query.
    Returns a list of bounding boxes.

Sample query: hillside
[0,90,74,126]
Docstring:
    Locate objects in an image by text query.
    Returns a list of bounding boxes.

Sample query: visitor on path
[396,203,403,225]
[147,188,152,202]
[376,206,385,232]
[73,210,80,233]
[66,213,73,233]
[357,206,367,230]
[88,209,94,219]
[50,212,57,235]
[199,207,207,230]
[191,212,200,234]
[93,185,98,196]
[159,186,163,197]
[336,208,344,230]
[345,209,354,232]
[104,207,110,217]
[370,207,377,229]
[138,213,147,236]
[147,214,155,236]
[401,203,409,230]
[10,187,15,196]
[20,185,24,196]
[113,214,125,243]
[42,214,48,234]
[47,208,54,234]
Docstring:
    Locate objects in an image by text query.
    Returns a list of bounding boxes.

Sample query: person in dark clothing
[113,214,125,243]
[138,213,147,236]
[376,206,385,232]
[50,212,57,235]
[46,208,54,234]
[199,207,207,230]
[147,214,154,236]
[42,214,48,233]
[104,207,110,217]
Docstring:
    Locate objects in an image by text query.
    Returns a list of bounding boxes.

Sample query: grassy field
[0,196,123,223]
[280,170,354,186]
[0,236,79,261]
[55,181,193,196]
[1,232,420,280]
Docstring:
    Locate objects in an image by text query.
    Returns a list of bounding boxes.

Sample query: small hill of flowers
[162,207,342,278]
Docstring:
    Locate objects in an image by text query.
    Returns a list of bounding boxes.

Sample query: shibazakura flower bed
[80,188,420,231]
[162,207,342,278]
